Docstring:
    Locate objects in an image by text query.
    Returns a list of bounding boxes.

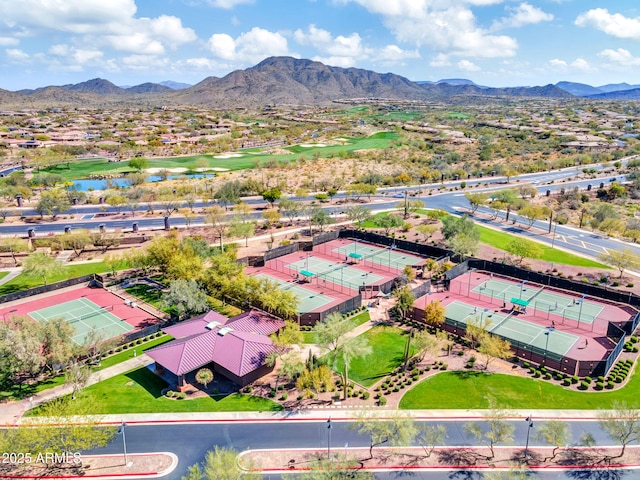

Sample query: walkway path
[0,267,21,286]
[0,354,154,426]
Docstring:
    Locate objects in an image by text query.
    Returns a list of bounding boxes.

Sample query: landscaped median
[237,445,640,474]
[0,452,178,479]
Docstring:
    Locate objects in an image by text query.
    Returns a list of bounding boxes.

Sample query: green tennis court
[287,256,383,287]
[491,317,578,358]
[254,274,335,313]
[333,241,423,269]
[473,278,543,302]
[445,300,512,327]
[527,291,603,325]
[29,298,133,345]
[445,300,578,358]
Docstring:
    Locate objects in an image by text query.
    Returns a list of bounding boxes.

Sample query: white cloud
[5,48,30,63]
[547,57,592,73]
[294,24,419,67]
[294,25,364,57]
[0,1,196,56]
[491,3,553,30]
[121,55,170,70]
[548,58,568,69]
[207,0,254,8]
[598,48,640,67]
[337,0,517,58]
[457,59,480,71]
[0,0,137,34]
[374,45,421,63]
[207,27,290,63]
[312,55,357,68]
[575,8,640,40]
[0,37,19,46]
[571,58,592,71]
[103,33,166,55]
[430,53,451,67]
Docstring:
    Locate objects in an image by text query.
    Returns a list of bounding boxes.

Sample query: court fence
[0,274,95,304]
[312,230,340,246]
[337,229,460,262]
[444,259,640,335]
[436,316,621,377]
[299,293,362,326]
[264,242,299,262]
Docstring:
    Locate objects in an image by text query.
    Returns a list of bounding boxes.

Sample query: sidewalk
[0,354,154,426]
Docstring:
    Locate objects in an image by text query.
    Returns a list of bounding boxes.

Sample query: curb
[0,452,178,480]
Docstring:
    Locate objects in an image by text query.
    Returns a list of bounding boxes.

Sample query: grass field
[44,133,398,181]
[332,325,414,388]
[0,272,9,282]
[0,334,172,401]
[0,261,115,295]
[399,368,640,410]
[302,311,370,344]
[36,366,283,414]
[476,224,610,268]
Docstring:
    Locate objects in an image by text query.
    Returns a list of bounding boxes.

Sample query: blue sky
[1,1,640,90]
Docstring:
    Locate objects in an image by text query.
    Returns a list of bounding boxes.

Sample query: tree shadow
[448,471,484,480]
[437,449,484,466]
[564,469,631,480]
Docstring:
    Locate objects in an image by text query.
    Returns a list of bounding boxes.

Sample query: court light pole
[524,416,534,459]
[466,268,477,296]
[578,294,587,326]
[543,327,554,365]
[520,281,528,299]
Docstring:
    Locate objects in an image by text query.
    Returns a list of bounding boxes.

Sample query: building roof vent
[218,327,234,336]
[205,321,222,330]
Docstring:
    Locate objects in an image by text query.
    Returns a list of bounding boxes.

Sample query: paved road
[82,419,630,480]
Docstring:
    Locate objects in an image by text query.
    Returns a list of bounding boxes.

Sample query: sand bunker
[214,153,244,159]
[209,167,230,171]
[299,143,327,148]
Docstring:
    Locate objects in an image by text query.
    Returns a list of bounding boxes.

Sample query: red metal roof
[146,309,284,378]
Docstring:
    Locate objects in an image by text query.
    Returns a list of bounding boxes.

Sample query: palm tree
[195,368,214,389]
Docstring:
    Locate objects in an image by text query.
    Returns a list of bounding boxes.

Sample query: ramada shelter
[146,309,285,389]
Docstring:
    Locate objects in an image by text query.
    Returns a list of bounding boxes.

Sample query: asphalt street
[84,419,625,480]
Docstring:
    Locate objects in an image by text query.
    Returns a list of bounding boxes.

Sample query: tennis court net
[67,305,114,324]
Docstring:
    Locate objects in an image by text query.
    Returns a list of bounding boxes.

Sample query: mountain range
[2,56,640,108]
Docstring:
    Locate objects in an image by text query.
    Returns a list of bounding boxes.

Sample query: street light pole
[327,418,332,459]
[118,421,128,466]
[524,416,533,459]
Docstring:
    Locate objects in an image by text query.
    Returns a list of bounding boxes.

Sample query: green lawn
[0,271,9,281]
[399,368,640,410]
[44,133,398,181]
[31,366,283,414]
[302,311,371,344]
[0,261,113,295]
[125,284,164,309]
[93,334,172,371]
[332,325,414,387]
[476,224,610,268]
[0,334,172,401]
